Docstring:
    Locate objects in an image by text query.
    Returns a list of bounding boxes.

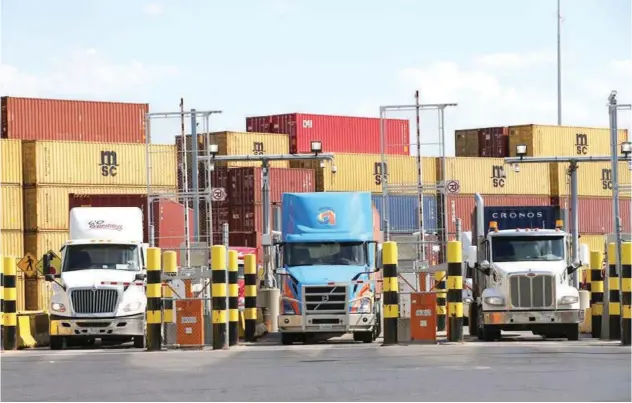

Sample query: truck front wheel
[281,333,297,345]
[477,306,501,341]
[353,332,374,343]
[133,336,145,349]
[469,303,478,336]
[565,324,579,341]
[50,336,66,350]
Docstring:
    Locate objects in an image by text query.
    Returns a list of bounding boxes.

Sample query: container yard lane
[2,332,629,402]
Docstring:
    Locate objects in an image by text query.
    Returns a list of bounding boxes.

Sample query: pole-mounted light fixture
[310,141,322,155]
[516,144,527,160]
[621,141,632,158]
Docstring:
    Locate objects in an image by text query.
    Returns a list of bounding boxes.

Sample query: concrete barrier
[17,311,50,348]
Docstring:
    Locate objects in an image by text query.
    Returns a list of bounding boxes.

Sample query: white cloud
[0,48,179,99]
[143,3,164,15]
[474,50,555,70]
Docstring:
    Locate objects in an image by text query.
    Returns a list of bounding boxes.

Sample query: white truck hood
[492,261,567,275]
[61,269,139,289]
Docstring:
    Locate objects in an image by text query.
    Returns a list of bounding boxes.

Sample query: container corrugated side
[508,124,629,157]
[441,157,551,195]
[15,271,26,312]
[550,161,632,197]
[0,139,22,184]
[229,167,315,205]
[1,96,148,143]
[553,196,631,233]
[445,194,555,234]
[579,234,607,254]
[455,130,479,157]
[23,185,175,231]
[246,113,410,155]
[23,276,50,312]
[478,127,509,157]
[1,184,23,230]
[24,230,69,257]
[22,141,176,187]
[371,194,438,233]
[153,199,194,264]
[0,230,24,257]
[291,154,436,192]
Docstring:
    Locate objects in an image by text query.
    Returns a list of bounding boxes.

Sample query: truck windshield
[491,236,564,262]
[284,242,366,267]
[63,244,140,272]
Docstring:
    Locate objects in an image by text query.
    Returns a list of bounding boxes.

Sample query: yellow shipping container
[0,139,23,185]
[508,125,629,157]
[291,153,436,192]
[455,130,479,157]
[23,185,175,231]
[22,141,177,187]
[179,132,289,168]
[24,230,69,257]
[441,157,551,195]
[579,234,607,254]
[550,161,632,197]
[1,229,24,257]
[1,184,23,230]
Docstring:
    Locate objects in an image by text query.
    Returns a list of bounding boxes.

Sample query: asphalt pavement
[2,332,630,402]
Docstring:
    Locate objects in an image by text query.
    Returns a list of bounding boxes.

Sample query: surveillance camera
[331,165,338,174]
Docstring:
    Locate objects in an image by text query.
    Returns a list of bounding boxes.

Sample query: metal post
[621,242,631,345]
[455,218,462,242]
[447,240,463,342]
[435,270,447,331]
[190,109,200,242]
[569,161,580,287]
[590,250,604,339]
[382,241,399,345]
[414,91,425,262]
[557,0,562,125]
[0,254,4,344]
[179,99,191,267]
[607,242,621,340]
[227,249,239,346]
[223,222,229,343]
[3,256,16,350]
[211,244,228,349]
[261,160,272,287]
[379,107,389,242]
[439,107,449,263]
[145,248,162,351]
[244,254,258,342]
[608,94,624,310]
[162,251,177,346]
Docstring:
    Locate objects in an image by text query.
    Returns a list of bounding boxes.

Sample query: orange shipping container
[0,139,22,184]
[508,124,629,157]
[550,161,632,197]
[455,130,479,157]
[1,96,148,143]
[440,157,551,195]
[1,184,23,230]
[22,141,177,187]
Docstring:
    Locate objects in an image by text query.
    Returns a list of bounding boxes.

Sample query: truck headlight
[122,302,142,312]
[484,296,505,306]
[559,295,578,305]
[51,302,66,313]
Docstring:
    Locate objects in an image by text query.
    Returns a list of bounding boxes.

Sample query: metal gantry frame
[378,101,457,265]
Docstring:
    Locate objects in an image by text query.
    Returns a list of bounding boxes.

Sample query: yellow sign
[35,250,62,276]
[17,253,37,277]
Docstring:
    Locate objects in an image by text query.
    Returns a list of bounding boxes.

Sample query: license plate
[319,324,333,330]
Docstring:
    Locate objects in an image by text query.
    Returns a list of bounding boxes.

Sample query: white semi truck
[43,207,148,350]
[465,194,585,341]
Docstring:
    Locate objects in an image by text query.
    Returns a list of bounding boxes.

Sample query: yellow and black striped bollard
[382,241,399,345]
[608,243,621,340]
[590,250,604,339]
[447,240,463,342]
[244,254,258,342]
[435,270,447,332]
[3,256,17,350]
[622,242,631,346]
[162,251,177,344]
[212,245,228,350]
[1,254,4,345]
[146,247,163,351]
[228,249,239,346]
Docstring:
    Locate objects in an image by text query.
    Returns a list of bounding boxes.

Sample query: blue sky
[1,0,630,153]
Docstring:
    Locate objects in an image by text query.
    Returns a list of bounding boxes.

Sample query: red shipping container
[212,231,263,263]
[553,196,631,234]
[478,127,509,158]
[229,203,283,233]
[229,167,314,205]
[246,113,410,155]
[445,195,555,234]
[1,96,148,142]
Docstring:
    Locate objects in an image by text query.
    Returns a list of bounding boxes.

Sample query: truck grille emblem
[526,272,536,277]
[322,295,329,302]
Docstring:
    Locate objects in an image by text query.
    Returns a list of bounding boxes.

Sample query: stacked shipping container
[455,127,509,158]
[1,139,24,257]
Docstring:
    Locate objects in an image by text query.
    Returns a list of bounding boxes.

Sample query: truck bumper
[483,309,583,325]
[50,314,145,337]
[278,313,376,333]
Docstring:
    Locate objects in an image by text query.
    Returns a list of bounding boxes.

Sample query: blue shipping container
[371,194,438,233]
[483,206,562,231]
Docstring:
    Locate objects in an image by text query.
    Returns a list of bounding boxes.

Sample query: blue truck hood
[286,265,369,285]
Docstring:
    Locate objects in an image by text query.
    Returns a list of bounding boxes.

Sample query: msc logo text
[575,133,589,155]
[601,168,613,190]
[253,141,265,155]
[490,165,506,188]
[373,162,388,185]
[99,151,119,177]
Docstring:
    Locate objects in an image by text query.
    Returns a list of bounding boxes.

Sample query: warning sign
[35,250,62,276]
[17,253,37,277]
[445,180,460,194]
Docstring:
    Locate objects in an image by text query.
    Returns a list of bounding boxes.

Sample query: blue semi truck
[276,191,383,344]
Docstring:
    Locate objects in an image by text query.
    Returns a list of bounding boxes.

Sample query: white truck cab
[466,219,585,341]
[43,207,148,350]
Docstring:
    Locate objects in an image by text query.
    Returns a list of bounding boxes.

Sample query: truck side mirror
[477,260,491,276]
[567,260,581,275]
[134,273,146,281]
[376,245,383,269]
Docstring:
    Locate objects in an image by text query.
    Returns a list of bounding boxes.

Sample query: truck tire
[281,333,296,345]
[50,336,66,350]
[477,306,501,341]
[469,303,478,336]
[133,336,145,349]
[565,324,580,341]
[353,332,374,343]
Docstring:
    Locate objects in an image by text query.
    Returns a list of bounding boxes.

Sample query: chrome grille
[509,274,554,308]
[70,289,119,314]
[304,285,347,315]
